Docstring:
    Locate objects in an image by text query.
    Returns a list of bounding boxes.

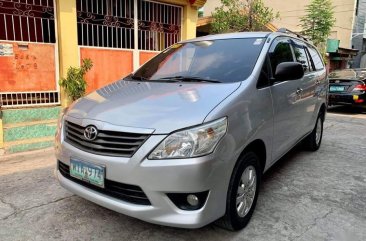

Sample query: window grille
[0,91,60,108]
[77,0,135,49]
[138,0,182,51]
[0,0,56,43]
[77,0,182,51]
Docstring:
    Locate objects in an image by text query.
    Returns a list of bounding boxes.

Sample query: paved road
[0,108,365,241]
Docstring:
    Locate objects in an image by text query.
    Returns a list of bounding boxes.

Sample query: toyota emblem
[84,126,98,141]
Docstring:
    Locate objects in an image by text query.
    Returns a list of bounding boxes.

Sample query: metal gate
[76,0,182,92]
[77,0,182,50]
[0,0,59,108]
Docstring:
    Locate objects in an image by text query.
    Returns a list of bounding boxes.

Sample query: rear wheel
[217,152,261,231]
[304,112,324,151]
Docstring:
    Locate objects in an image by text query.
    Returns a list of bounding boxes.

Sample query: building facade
[351,0,366,68]
[0,0,206,154]
[201,0,357,49]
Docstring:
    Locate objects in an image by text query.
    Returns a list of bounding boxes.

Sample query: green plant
[59,59,93,101]
[300,0,335,47]
[211,0,279,34]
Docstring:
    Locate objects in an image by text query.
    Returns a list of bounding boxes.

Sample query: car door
[269,37,304,162]
[291,39,318,136]
[307,45,328,125]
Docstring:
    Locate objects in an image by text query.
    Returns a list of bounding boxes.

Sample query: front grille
[58,161,151,205]
[64,121,150,157]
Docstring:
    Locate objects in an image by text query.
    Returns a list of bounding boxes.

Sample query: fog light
[187,194,199,206]
[167,191,209,210]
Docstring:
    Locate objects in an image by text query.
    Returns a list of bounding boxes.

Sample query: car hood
[67,80,241,134]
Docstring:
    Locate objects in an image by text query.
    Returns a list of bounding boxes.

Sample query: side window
[305,47,316,72]
[269,38,294,76]
[308,47,325,71]
[292,43,310,73]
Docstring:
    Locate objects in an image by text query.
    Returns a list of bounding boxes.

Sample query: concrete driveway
[0,108,365,241]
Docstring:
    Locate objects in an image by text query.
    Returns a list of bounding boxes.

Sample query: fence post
[0,109,4,153]
[55,0,79,107]
[182,3,198,40]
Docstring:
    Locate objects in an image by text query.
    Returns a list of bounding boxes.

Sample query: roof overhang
[188,0,207,8]
[337,47,359,56]
[328,47,359,61]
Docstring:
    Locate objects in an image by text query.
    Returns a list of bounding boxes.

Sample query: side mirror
[274,62,304,81]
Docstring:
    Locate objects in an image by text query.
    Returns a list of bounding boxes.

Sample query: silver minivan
[55,31,328,230]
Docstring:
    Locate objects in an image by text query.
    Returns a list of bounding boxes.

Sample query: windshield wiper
[128,75,149,81]
[158,76,222,83]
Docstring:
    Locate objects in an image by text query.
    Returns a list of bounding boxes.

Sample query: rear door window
[292,41,311,73]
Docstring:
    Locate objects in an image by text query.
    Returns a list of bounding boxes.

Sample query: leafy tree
[59,58,93,101]
[211,0,279,33]
[300,0,335,47]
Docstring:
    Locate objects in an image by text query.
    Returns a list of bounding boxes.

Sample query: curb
[0,147,55,161]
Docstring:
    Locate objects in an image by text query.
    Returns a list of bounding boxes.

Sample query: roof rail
[277,28,308,42]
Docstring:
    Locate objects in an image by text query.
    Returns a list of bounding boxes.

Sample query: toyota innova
[55,30,328,230]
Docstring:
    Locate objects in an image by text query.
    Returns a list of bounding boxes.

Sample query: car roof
[181,32,312,46]
[181,32,270,43]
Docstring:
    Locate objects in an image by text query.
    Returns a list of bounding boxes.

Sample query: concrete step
[1,106,61,154]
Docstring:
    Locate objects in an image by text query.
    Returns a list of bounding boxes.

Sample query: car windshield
[131,38,266,83]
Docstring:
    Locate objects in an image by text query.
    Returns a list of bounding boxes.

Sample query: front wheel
[303,113,324,151]
[217,152,261,231]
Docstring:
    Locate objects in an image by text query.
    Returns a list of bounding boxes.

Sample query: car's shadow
[328,105,366,115]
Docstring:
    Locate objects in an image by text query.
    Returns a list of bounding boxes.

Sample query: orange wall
[140,51,158,66]
[80,48,133,93]
[0,42,56,92]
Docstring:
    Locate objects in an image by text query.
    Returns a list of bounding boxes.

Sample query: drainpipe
[0,105,4,154]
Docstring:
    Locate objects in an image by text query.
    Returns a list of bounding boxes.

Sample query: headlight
[148,117,227,160]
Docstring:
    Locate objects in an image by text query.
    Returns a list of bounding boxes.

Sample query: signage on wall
[15,53,38,71]
[0,43,14,56]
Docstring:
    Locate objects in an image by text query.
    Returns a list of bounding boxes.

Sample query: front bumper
[55,118,236,228]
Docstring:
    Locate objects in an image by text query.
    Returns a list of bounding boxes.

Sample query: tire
[303,112,324,151]
[217,152,261,231]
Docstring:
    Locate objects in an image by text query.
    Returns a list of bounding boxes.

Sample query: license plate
[70,159,105,188]
[329,86,345,92]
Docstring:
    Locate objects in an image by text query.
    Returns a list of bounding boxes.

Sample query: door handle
[316,80,321,85]
[296,88,303,95]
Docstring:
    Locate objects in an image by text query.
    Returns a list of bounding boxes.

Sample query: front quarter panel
[204,38,274,174]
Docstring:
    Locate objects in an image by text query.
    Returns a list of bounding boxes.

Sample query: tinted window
[269,39,294,75]
[132,38,266,83]
[305,48,316,72]
[308,47,324,70]
[292,44,310,73]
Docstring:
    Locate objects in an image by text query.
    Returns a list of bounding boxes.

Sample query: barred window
[0,0,56,43]
[138,0,182,51]
[77,0,135,49]
[77,0,182,51]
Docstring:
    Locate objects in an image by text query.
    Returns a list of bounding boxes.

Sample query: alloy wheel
[315,117,322,145]
[236,165,257,218]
